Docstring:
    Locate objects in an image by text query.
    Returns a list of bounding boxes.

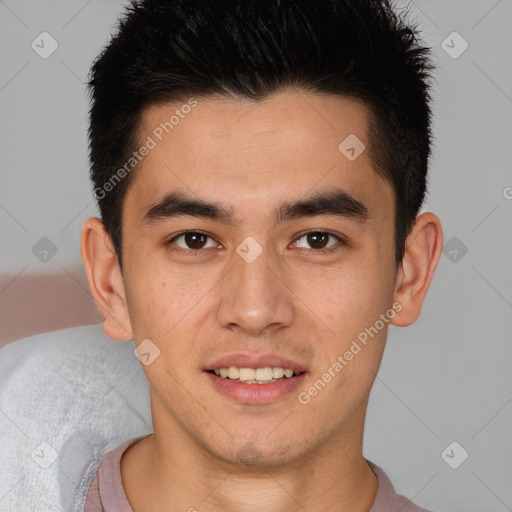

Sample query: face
[119,90,399,466]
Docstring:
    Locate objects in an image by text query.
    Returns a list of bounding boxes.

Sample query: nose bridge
[216,239,294,334]
[236,247,276,299]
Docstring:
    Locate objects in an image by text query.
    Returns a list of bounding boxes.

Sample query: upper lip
[205,354,308,373]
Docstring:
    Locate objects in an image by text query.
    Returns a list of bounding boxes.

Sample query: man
[80,0,443,510]
[3,0,444,510]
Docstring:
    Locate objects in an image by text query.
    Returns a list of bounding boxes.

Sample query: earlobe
[391,212,443,327]
[80,217,133,341]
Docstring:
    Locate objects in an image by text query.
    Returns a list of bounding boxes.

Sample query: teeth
[239,368,255,380]
[212,366,298,383]
[272,367,284,379]
[227,366,240,379]
[255,367,273,381]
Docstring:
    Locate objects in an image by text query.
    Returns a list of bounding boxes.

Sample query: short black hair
[87,0,435,271]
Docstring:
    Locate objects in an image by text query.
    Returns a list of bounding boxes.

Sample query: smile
[209,366,301,384]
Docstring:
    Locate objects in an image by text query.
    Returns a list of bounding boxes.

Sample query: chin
[203,436,313,468]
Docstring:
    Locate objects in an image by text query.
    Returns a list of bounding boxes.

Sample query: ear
[80,217,133,341]
[391,212,443,327]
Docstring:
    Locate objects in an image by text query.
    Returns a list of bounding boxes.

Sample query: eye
[293,231,345,252]
[168,231,218,251]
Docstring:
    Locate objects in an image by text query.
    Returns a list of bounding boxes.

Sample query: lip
[204,370,307,404]
[204,354,308,373]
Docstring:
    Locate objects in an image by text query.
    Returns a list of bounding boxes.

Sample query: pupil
[186,232,206,249]
[307,232,327,249]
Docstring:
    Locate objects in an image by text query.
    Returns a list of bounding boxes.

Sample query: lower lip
[204,371,307,404]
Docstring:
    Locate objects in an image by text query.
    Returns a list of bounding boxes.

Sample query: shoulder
[0,325,152,511]
[85,435,147,512]
[367,460,438,512]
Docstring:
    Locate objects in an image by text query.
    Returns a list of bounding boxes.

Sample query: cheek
[291,255,394,338]
[124,254,217,339]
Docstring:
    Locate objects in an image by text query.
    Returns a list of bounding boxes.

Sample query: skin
[81,90,443,512]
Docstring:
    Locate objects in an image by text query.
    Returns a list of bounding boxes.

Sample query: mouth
[203,357,308,404]
[206,366,305,384]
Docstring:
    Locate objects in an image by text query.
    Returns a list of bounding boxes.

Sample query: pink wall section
[0,269,103,348]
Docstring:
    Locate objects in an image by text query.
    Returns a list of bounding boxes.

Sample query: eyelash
[165,231,346,255]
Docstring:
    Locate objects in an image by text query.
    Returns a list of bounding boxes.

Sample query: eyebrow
[142,188,369,226]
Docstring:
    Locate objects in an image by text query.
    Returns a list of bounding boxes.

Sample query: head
[81,0,442,467]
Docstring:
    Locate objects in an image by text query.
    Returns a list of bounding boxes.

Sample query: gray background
[0,1,511,511]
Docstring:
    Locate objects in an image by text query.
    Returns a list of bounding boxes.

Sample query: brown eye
[306,232,329,249]
[183,232,207,249]
[294,231,343,251]
[169,232,216,251]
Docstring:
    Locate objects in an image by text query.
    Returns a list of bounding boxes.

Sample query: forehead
[125,90,393,220]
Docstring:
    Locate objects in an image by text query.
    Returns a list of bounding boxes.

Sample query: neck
[121,400,378,512]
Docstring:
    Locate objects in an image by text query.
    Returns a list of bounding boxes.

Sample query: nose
[216,243,295,336]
